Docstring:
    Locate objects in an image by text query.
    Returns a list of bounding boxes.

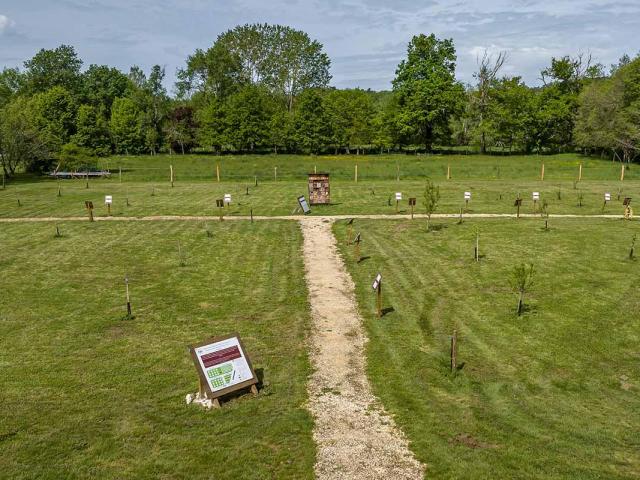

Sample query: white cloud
[0,14,15,33]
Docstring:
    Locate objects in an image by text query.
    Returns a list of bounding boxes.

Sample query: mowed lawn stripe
[0,220,315,480]
[335,218,639,479]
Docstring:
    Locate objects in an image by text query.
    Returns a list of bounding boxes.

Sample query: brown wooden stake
[170,165,174,187]
[250,209,253,223]
[475,233,479,262]
[376,282,382,318]
[541,163,545,181]
[125,276,132,318]
[450,329,457,372]
[447,164,451,180]
[411,203,414,220]
[119,166,122,183]
[517,202,521,219]
[274,166,277,181]
[621,163,625,181]
[251,384,258,395]
[216,164,220,182]
[86,173,89,189]
[355,164,358,183]
[107,204,111,216]
[396,199,399,213]
[88,207,94,222]
[578,163,583,182]
[314,165,317,174]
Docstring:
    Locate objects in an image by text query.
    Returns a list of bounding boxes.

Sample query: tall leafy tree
[293,88,332,154]
[72,104,112,156]
[23,45,83,95]
[393,34,464,151]
[0,97,50,175]
[31,86,78,151]
[110,97,145,154]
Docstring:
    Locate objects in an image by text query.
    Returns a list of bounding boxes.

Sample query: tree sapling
[510,262,535,316]
[423,178,440,231]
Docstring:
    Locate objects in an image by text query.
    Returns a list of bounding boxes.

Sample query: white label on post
[605,193,611,201]
[372,273,382,290]
[224,194,231,205]
[464,192,471,200]
[105,195,113,205]
[533,192,540,200]
[395,192,402,200]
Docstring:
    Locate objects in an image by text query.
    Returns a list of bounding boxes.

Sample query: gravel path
[300,217,425,480]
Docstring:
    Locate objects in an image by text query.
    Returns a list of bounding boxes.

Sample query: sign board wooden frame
[409,198,416,206]
[216,199,224,208]
[189,333,258,401]
[623,197,632,206]
[308,173,330,205]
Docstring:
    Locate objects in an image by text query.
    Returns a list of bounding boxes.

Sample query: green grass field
[1,153,638,218]
[335,217,640,479]
[0,221,315,479]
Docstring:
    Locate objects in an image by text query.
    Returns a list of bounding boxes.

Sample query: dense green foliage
[1,24,639,179]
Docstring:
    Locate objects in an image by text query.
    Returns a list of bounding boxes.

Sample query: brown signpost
[514,198,522,218]
[85,201,94,222]
[308,173,330,205]
[372,273,382,318]
[216,199,224,221]
[189,333,258,408]
[409,197,416,219]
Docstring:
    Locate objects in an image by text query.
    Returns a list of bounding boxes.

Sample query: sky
[1,0,639,93]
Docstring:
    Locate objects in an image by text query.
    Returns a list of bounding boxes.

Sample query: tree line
[1,23,639,176]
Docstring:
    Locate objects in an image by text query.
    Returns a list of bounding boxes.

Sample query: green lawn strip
[0,220,315,480]
[334,217,639,479]
[1,154,638,218]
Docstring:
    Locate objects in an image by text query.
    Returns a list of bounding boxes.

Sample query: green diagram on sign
[207,362,234,389]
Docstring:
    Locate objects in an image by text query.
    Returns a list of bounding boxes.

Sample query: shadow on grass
[357,256,371,263]
[381,306,395,317]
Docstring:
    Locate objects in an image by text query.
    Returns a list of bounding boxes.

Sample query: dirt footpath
[300,217,425,480]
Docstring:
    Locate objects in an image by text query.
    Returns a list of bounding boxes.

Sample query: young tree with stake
[423,178,440,231]
[510,263,534,316]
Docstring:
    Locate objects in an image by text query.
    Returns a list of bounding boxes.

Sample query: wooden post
[88,205,94,222]
[355,164,358,183]
[450,329,457,372]
[254,175,258,187]
[55,226,61,238]
[517,202,521,219]
[216,164,220,182]
[458,207,463,224]
[621,163,625,181]
[447,164,451,180]
[475,232,479,262]
[541,163,545,181]
[170,165,174,187]
[86,173,89,189]
[578,163,583,181]
[107,203,111,216]
[119,166,122,183]
[125,276,132,318]
[250,208,254,223]
[57,184,62,197]
[411,203,414,220]
[396,163,400,182]
[274,166,277,181]
[396,199,399,213]
[314,165,317,174]
[376,282,382,318]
